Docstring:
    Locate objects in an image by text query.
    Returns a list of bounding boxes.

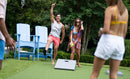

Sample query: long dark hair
[106,0,126,15]
[73,18,81,28]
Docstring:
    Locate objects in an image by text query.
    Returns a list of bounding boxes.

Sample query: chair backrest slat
[17,23,30,41]
[35,26,48,43]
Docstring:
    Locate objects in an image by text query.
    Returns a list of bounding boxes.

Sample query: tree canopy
[6,0,130,55]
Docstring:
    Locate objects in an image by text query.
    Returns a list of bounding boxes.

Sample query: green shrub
[124,40,130,58]
[57,51,130,67]
[125,56,130,59]
[4,50,130,67]
[121,59,128,67]
[127,60,130,67]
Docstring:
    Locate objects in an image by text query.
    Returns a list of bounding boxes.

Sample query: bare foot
[52,60,55,66]
[77,63,82,67]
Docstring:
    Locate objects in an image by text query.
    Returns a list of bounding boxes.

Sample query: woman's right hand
[98,28,103,37]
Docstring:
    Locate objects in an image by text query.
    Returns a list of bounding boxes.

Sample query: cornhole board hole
[106,70,123,76]
[55,59,76,71]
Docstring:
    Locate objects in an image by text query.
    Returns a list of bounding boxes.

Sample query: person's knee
[110,72,117,79]
[71,50,75,55]
[71,49,75,54]
[47,39,52,45]
[92,67,100,74]
[71,53,75,56]
[54,46,59,50]
[77,52,80,56]
[47,38,52,42]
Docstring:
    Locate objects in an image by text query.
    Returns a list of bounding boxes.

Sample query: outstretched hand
[52,3,56,8]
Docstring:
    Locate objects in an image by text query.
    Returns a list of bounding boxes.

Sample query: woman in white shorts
[90,0,128,79]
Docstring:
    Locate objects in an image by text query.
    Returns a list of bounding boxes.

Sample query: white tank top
[49,21,62,38]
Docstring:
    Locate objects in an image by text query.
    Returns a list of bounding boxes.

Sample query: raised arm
[60,25,65,44]
[81,21,84,30]
[50,3,56,23]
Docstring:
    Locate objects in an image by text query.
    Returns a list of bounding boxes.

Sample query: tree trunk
[82,26,87,55]
[84,25,91,53]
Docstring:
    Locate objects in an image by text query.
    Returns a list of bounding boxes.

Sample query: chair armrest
[30,35,40,42]
[36,35,40,43]
[15,34,21,41]
[15,34,20,36]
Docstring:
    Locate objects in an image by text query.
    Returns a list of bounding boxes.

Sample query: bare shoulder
[105,6,113,13]
[125,8,128,16]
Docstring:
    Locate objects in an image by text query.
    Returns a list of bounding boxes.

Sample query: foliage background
[6,0,130,58]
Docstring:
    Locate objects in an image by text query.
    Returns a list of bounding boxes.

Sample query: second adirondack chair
[35,26,53,61]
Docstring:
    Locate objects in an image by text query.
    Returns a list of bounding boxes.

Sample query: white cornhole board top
[55,59,76,71]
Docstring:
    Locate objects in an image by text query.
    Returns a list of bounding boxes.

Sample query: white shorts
[94,34,125,61]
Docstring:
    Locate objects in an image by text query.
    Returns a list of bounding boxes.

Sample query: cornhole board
[55,59,76,71]
[106,70,123,76]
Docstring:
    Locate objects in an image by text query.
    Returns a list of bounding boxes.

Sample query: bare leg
[52,45,59,65]
[90,56,106,79]
[0,60,2,70]
[45,39,52,51]
[70,46,75,60]
[77,49,81,67]
[109,59,120,79]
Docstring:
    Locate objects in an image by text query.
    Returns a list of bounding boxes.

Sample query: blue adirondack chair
[35,26,53,61]
[14,23,36,61]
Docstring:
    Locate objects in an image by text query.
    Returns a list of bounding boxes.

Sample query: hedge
[4,50,130,67]
[56,51,130,67]
[124,40,130,58]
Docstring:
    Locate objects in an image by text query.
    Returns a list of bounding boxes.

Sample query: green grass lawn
[0,59,130,79]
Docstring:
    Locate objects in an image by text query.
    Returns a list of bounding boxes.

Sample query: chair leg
[18,46,20,60]
[37,47,39,61]
[28,48,32,60]
[28,55,30,60]
[14,47,17,59]
[29,48,32,52]
[32,48,35,61]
